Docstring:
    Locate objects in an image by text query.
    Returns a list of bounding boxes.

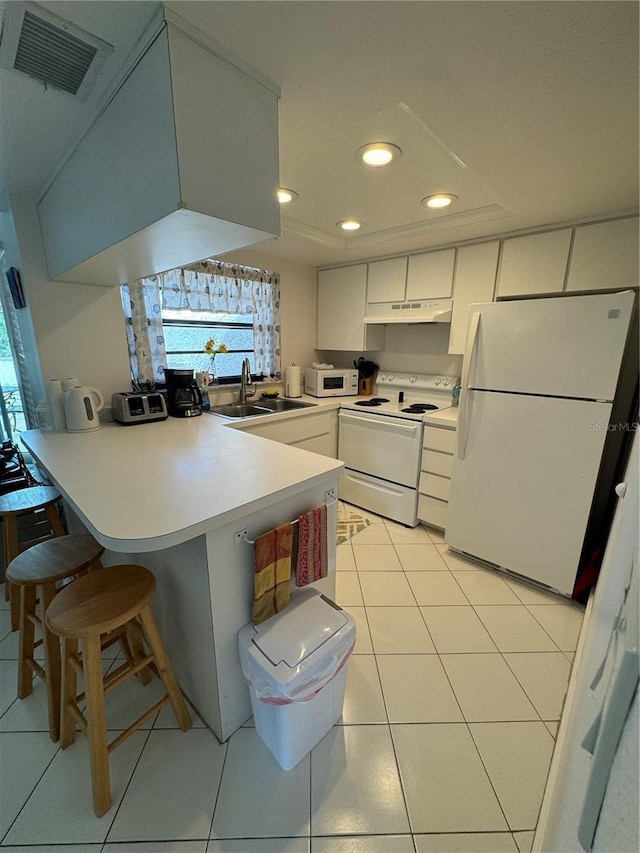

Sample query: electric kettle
[63,386,104,432]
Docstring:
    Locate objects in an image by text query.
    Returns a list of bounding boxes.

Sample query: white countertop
[22,400,343,553]
[423,406,459,427]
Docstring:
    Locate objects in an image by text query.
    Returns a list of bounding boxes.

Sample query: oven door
[338,410,422,487]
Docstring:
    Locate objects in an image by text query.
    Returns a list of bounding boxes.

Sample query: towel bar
[238,494,337,545]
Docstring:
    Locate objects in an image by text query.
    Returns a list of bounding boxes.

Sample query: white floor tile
[337,542,356,571]
[386,522,434,544]
[0,732,59,838]
[353,543,403,571]
[441,654,539,722]
[451,571,521,605]
[358,572,416,606]
[366,606,435,654]
[334,572,364,607]
[153,696,206,728]
[342,504,387,524]
[426,526,445,544]
[414,833,518,852]
[313,836,415,852]
[0,583,10,609]
[0,606,13,641]
[405,572,468,606]
[105,843,207,853]
[392,723,508,833]
[311,725,410,836]
[526,604,584,651]
[0,676,51,732]
[211,727,310,838]
[208,840,308,853]
[469,722,555,830]
[436,545,483,570]
[377,655,463,722]
[503,652,572,720]
[0,659,19,716]
[474,606,560,652]
[107,728,226,842]
[3,730,148,845]
[420,606,497,654]
[350,523,392,544]
[341,654,387,724]
[346,606,373,654]
[513,830,536,853]
[2,847,102,853]
[504,577,571,606]
[394,543,449,571]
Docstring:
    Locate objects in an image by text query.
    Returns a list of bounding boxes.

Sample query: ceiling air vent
[0,1,113,100]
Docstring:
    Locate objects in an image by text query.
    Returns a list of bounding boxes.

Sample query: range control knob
[435,378,441,385]
[410,376,417,383]
[443,378,450,386]
[380,374,387,381]
[387,374,394,381]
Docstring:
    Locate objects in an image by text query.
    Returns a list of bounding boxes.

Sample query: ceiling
[1,1,638,269]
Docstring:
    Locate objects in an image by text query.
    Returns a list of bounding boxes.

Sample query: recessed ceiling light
[421,193,458,209]
[356,143,402,167]
[337,219,364,231]
[277,188,298,203]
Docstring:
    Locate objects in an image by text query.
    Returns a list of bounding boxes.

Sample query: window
[162,308,255,382]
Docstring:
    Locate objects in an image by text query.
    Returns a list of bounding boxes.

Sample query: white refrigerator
[446,290,637,596]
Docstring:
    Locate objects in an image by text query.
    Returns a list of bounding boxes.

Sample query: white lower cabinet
[238,410,338,458]
[417,423,456,530]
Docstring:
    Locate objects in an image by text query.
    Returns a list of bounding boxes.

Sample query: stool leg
[39,581,61,742]
[44,503,66,538]
[122,620,153,686]
[138,605,192,732]
[60,637,79,749]
[83,634,112,817]
[17,584,36,699]
[5,517,20,631]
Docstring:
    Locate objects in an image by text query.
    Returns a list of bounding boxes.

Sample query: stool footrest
[104,654,154,696]
[108,696,170,754]
[27,657,45,681]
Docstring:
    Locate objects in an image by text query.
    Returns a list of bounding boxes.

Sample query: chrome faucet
[239,358,256,403]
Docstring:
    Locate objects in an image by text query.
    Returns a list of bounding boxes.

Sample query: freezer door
[447,391,612,595]
[466,291,635,400]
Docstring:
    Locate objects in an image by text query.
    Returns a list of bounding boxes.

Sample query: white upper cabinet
[37,20,279,286]
[496,229,572,297]
[448,241,499,355]
[406,248,455,300]
[317,265,385,351]
[566,217,639,291]
[367,257,407,303]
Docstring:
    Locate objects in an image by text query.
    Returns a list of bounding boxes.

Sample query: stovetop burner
[401,403,439,413]
[354,397,390,407]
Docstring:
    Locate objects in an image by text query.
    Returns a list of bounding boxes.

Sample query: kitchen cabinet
[238,409,338,458]
[496,229,572,297]
[566,217,639,292]
[417,422,456,530]
[448,241,499,355]
[367,257,407,303]
[406,248,455,300]
[37,15,279,286]
[317,265,385,351]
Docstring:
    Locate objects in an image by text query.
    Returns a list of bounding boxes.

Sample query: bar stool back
[1,485,66,630]
[46,564,192,816]
[5,534,105,741]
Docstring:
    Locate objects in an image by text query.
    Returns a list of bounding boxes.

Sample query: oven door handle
[339,411,421,436]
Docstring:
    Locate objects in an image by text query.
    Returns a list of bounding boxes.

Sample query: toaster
[111,392,168,425]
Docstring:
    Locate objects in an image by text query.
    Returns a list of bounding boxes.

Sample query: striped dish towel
[251,523,293,624]
[295,505,328,587]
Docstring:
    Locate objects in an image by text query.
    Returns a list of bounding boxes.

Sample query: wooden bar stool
[5,534,105,741]
[1,485,66,631]
[46,564,192,816]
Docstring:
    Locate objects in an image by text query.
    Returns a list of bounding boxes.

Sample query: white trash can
[238,587,356,770]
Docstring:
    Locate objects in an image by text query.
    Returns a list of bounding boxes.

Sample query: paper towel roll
[285,365,302,398]
[45,379,67,431]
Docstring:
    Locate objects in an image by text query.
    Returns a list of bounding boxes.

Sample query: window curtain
[121,260,281,384]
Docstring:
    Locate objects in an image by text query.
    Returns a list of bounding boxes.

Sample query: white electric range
[338,373,459,526]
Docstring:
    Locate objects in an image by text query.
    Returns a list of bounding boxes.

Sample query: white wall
[220,246,317,372]
[5,194,133,401]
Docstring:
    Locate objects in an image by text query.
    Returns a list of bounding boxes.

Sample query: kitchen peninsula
[21,414,343,742]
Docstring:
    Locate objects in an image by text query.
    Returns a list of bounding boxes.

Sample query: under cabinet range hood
[364,298,453,325]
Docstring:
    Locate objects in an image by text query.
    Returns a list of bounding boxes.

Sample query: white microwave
[305,368,358,397]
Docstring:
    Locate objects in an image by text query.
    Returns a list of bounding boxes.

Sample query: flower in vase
[204,338,228,383]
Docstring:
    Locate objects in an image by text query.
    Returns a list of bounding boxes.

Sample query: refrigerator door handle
[457,310,481,460]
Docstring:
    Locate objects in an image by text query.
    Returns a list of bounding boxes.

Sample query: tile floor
[0,505,585,853]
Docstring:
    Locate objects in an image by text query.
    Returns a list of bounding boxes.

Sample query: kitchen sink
[208,399,317,419]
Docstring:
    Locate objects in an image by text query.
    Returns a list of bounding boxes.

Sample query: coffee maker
[163,368,203,418]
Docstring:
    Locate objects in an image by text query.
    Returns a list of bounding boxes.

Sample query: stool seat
[0,484,61,514]
[46,564,191,816]
[6,534,104,586]
[47,564,155,638]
